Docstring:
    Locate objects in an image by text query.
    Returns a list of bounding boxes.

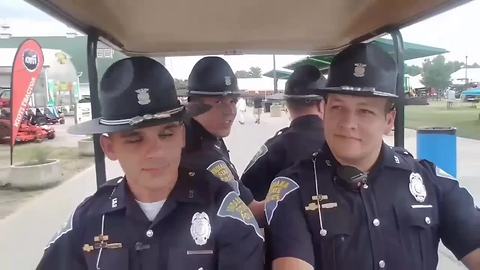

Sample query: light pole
[273,54,278,93]
[465,55,468,86]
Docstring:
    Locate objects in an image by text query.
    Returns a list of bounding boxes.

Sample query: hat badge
[225,76,232,86]
[190,212,211,246]
[135,88,151,105]
[353,63,367,78]
[409,172,427,203]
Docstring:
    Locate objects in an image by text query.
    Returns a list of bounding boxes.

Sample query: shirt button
[146,229,154,238]
[425,217,431,225]
[379,260,386,268]
[373,218,381,227]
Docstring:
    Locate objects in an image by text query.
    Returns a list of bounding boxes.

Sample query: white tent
[405,74,425,89]
[450,68,480,85]
[237,77,286,92]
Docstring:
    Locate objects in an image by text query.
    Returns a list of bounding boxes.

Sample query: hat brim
[283,94,323,100]
[319,87,398,98]
[68,103,211,135]
[187,90,244,97]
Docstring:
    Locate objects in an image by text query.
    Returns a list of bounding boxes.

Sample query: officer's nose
[145,137,166,158]
[221,99,237,116]
[338,110,358,130]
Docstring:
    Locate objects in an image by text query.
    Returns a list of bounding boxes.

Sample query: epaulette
[392,147,414,158]
[96,176,124,194]
[274,127,289,136]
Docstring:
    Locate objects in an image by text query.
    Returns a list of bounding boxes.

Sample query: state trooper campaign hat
[68,57,209,135]
[284,65,326,100]
[187,56,242,96]
[320,43,398,98]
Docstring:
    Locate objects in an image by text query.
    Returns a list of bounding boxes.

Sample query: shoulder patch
[435,166,457,181]
[217,191,264,240]
[45,211,74,250]
[265,177,300,225]
[244,144,268,173]
[207,160,240,195]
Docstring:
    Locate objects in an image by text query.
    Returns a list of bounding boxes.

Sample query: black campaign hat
[284,65,326,100]
[68,57,209,135]
[187,56,241,96]
[321,43,398,98]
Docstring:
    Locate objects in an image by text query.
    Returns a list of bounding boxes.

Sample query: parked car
[460,88,480,102]
[0,88,10,108]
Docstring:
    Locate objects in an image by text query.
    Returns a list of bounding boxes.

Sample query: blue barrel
[417,127,457,177]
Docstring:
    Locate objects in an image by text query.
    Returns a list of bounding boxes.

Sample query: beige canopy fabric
[29,0,469,56]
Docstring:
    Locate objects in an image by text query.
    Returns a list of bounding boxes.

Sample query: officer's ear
[100,134,118,161]
[317,99,325,119]
[179,123,186,149]
[383,109,396,135]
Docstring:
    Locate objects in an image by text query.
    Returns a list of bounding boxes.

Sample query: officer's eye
[231,98,238,104]
[125,136,142,143]
[330,105,342,110]
[359,109,375,115]
[158,130,174,139]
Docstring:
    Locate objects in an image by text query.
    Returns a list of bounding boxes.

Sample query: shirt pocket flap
[168,247,216,270]
[394,203,438,229]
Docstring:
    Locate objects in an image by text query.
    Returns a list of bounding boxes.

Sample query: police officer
[241,65,326,201]
[265,43,480,270]
[182,56,264,222]
[37,57,264,270]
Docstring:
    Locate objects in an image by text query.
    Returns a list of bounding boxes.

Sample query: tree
[174,78,188,90]
[235,70,251,78]
[248,67,262,78]
[235,67,263,78]
[405,64,422,76]
[421,55,463,91]
[468,62,480,68]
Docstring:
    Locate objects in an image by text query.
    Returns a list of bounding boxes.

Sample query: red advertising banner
[10,39,44,149]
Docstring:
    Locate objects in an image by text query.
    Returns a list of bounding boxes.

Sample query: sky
[1,0,480,79]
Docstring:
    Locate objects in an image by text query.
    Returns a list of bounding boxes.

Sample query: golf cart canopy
[28,0,468,56]
[26,0,470,186]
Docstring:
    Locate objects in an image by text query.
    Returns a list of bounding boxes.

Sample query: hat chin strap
[99,106,184,126]
[188,90,240,96]
[284,94,322,99]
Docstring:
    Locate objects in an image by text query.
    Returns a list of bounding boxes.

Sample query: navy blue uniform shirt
[37,168,264,270]
[182,118,254,205]
[266,144,480,270]
[242,115,324,201]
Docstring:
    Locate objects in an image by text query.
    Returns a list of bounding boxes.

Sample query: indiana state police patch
[435,166,457,181]
[207,160,240,195]
[217,191,264,240]
[265,177,300,225]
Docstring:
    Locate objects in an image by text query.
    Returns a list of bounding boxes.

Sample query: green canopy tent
[262,69,292,79]
[282,37,448,71]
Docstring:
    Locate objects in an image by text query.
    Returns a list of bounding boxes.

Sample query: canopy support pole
[273,54,278,93]
[87,33,107,188]
[391,30,405,148]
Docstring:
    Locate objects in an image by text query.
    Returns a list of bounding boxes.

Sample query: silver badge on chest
[190,212,211,246]
[409,172,427,203]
